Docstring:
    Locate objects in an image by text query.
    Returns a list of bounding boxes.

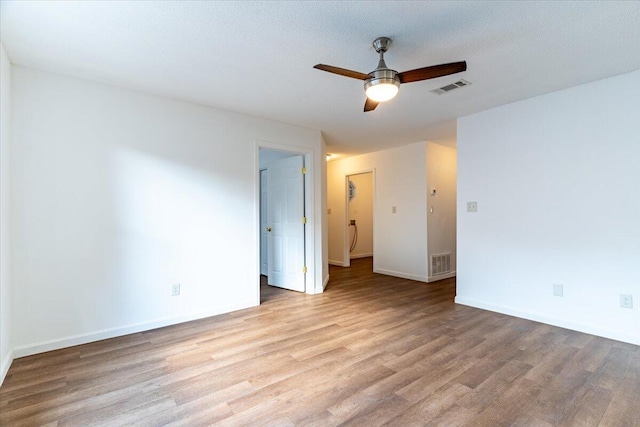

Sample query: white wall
[11,67,325,357]
[348,172,373,258]
[0,44,12,383]
[328,142,428,281]
[457,70,640,345]
[426,142,457,280]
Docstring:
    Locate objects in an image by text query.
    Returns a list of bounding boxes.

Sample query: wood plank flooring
[1,257,639,426]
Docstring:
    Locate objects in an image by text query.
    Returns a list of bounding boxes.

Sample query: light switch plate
[553,284,563,297]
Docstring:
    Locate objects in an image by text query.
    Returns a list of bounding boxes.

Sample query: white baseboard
[12,300,256,359]
[350,253,373,259]
[328,259,345,267]
[322,274,330,291]
[455,296,640,346]
[1,349,13,386]
[427,271,456,282]
[374,268,428,283]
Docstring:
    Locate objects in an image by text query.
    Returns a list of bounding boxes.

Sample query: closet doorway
[345,171,374,268]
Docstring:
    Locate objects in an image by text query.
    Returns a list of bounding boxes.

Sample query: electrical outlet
[467,202,478,212]
[350,219,356,225]
[553,284,563,297]
[172,283,181,296]
[392,206,397,213]
[620,294,633,309]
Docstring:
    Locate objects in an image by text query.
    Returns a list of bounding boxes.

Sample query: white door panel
[260,170,268,276]
[267,155,305,292]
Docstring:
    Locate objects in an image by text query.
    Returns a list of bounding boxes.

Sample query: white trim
[427,271,457,282]
[12,301,254,359]
[343,176,351,267]
[374,268,428,283]
[0,350,13,386]
[455,296,640,346]
[303,150,316,295]
[350,252,373,259]
[321,274,330,291]
[328,259,345,267]
[259,169,268,277]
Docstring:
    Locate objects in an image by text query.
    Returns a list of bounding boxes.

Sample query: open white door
[259,169,268,276]
[267,155,305,292]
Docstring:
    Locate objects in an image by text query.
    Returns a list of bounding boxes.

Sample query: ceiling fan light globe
[364,75,400,102]
[365,82,399,102]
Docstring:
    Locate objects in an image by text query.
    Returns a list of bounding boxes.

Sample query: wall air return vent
[430,79,471,95]
[430,252,452,276]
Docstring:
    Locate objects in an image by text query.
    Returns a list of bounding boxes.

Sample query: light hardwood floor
[1,258,638,426]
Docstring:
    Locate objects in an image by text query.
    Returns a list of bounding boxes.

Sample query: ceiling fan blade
[314,64,370,80]
[397,61,467,84]
[364,98,379,112]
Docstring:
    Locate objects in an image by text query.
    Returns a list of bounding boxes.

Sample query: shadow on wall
[109,148,254,325]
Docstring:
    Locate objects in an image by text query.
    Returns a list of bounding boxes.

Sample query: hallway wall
[328,142,428,281]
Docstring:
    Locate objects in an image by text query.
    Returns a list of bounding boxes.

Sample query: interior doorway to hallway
[345,171,374,269]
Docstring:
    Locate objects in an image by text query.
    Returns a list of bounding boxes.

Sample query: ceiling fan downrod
[372,36,392,71]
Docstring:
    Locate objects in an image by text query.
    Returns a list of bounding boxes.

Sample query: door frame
[259,168,268,276]
[343,169,376,268]
[255,141,316,300]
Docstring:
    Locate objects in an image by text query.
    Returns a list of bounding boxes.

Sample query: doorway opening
[258,146,313,302]
[345,171,374,269]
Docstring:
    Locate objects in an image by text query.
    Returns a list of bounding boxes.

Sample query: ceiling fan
[314,37,467,112]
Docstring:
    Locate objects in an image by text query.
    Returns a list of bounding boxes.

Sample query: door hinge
[302,167,307,175]
[302,266,308,274]
[302,216,307,224]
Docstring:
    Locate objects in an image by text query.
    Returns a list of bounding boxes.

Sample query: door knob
[267,227,272,232]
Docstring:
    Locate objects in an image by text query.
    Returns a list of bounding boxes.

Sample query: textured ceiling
[1,1,639,156]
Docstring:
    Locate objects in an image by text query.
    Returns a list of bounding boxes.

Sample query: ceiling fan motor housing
[364,69,400,90]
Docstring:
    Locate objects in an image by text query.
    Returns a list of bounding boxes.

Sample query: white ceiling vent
[430,79,471,95]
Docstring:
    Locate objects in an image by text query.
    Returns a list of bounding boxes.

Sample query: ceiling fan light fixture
[365,79,400,102]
